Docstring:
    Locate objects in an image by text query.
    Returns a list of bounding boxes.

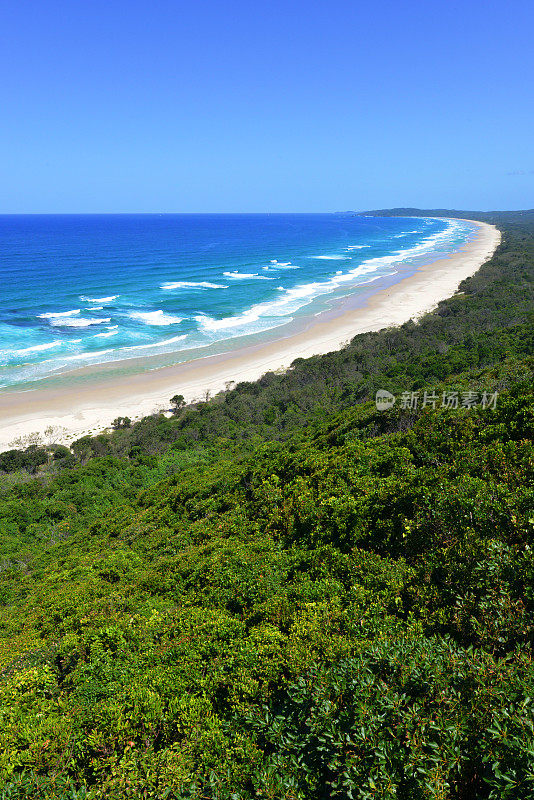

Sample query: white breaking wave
[47,317,111,328]
[128,310,183,325]
[87,306,104,310]
[312,255,351,260]
[223,271,273,280]
[195,312,263,332]
[14,340,64,355]
[38,309,80,319]
[346,245,370,250]
[93,330,118,338]
[195,281,332,333]
[79,295,119,303]
[161,281,228,290]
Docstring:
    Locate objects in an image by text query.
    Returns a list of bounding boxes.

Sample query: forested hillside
[0,211,533,799]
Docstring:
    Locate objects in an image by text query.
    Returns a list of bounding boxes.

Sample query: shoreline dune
[0,219,501,451]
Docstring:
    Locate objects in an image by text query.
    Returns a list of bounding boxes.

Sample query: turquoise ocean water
[0,214,477,389]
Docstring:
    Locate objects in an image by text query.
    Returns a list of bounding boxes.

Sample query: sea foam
[79,295,119,303]
[161,281,228,290]
[128,310,183,325]
[45,316,111,328]
[14,341,64,355]
[38,309,80,319]
[223,271,273,280]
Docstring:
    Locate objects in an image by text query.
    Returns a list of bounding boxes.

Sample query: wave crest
[128,310,183,325]
[161,281,228,290]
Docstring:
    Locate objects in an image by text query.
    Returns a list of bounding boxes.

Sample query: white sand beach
[0,219,501,451]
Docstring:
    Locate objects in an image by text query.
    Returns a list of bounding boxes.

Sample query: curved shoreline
[0,219,501,450]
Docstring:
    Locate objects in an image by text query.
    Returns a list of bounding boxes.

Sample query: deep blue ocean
[0,214,477,388]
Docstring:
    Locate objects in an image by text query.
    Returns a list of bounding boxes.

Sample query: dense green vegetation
[0,210,532,798]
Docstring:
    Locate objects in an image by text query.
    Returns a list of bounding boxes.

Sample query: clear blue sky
[1,0,533,212]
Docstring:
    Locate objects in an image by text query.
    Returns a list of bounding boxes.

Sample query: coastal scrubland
[0,210,532,799]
